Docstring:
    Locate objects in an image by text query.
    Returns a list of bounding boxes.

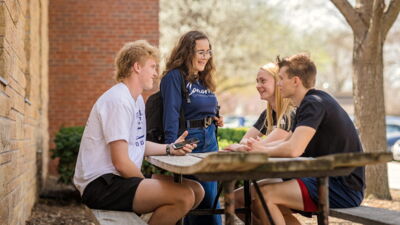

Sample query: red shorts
[296,179,317,212]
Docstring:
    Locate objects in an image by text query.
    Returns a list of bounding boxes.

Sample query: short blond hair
[114,40,159,81]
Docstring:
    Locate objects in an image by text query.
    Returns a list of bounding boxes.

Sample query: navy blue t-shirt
[292,89,365,191]
[160,69,218,144]
[253,110,295,135]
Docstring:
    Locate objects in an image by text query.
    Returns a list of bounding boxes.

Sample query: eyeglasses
[196,50,213,58]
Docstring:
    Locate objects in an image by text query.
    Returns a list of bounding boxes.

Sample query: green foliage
[217,128,247,142]
[51,126,85,184]
[217,128,248,149]
[51,126,248,182]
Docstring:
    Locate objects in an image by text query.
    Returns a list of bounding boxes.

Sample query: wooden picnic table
[146,151,392,225]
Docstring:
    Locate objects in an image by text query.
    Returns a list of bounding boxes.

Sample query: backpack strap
[214,105,220,137]
[178,70,189,132]
[179,71,190,104]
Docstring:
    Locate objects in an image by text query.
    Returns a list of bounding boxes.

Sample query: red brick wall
[49,0,159,174]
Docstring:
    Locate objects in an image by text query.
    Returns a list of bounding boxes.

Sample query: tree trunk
[331,0,400,200]
[352,34,391,199]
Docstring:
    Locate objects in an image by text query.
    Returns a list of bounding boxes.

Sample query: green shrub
[217,128,248,149]
[51,126,248,183]
[51,126,85,184]
[217,128,247,143]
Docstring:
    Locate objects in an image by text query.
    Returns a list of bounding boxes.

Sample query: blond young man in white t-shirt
[73,40,204,225]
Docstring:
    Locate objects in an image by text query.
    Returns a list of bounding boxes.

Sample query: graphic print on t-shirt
[187,81,213,96]
[135,109,145,147]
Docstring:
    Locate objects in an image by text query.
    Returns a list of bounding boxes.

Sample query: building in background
[48,0,159,174]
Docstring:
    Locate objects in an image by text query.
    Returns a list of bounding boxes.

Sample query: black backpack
[145,71,190,143]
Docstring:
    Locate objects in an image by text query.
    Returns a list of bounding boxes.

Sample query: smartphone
[171,138,200,150]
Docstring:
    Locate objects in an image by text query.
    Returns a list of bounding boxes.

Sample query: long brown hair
[163,30,216,92]
[261,63,294,134]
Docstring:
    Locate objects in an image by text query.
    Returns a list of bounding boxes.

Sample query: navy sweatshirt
[160,69,218,144]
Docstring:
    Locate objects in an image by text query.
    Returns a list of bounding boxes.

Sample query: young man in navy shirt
[235,54,364,225]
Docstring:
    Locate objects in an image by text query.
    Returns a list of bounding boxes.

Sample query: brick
[0,91,11,117]
[0,119,12,152]
[6,88,24,115]
[8,140,18,153]
[0,161,15,189]
[0,151,12,164]
[0,195,10,224]
[0,0,49,224]
[8,75,25,97]
[0,5,5,36]
[2,0,19,24]
[0,47,9,80]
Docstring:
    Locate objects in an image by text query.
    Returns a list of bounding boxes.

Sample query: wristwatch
[166,144,171,155]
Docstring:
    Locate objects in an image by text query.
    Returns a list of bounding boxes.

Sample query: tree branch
[357,0,374,27]
[370,0,385,35]
[330,0,367,35]
[364,0,384,57]
[382,0,400,37]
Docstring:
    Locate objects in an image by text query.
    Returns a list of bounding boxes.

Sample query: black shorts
[82,173,144,212]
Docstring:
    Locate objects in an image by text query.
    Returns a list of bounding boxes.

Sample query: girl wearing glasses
[160,30,223,225]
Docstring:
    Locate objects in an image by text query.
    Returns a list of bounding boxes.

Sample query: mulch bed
[26,198,96,225]
[25,176,96,225]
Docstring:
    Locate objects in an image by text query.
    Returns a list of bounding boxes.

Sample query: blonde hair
[260,63,294,134]
[114,40,159,82]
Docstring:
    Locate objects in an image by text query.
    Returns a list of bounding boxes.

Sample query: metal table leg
[317,177,329,225]
[212,182,223,210]
[252,180,275,225]
[243,180,252,225]
[222,180,236,225]
[174,174,184,225]
[174,173,182,183]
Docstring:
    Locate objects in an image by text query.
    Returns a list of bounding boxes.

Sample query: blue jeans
[184,124,222,225]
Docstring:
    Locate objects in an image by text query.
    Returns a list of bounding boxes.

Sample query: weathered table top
[146,151,393,181]
[147,152,393,225]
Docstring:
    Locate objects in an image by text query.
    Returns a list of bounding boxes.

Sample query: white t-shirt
[73,82,146,195]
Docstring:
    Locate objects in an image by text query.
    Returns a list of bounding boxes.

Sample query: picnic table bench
[330,206,400,225]
[147,151,393,225]
[86,207,148,225]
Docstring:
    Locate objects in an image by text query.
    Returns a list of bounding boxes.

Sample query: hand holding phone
[171,138,200,150]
